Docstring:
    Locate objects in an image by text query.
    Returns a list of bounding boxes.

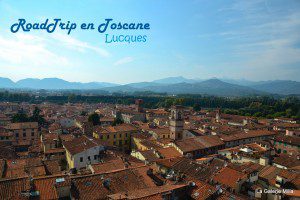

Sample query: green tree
[30,107,46,125]
[112,117,123,126]
[193,103,201,111]
[88,113,100,126]
[67,94,76,103]
[12,110,29,123]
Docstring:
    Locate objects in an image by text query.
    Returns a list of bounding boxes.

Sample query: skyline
[0,75,299,85]
[0,0,300,84]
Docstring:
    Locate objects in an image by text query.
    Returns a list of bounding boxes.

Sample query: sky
[0,0,300,84]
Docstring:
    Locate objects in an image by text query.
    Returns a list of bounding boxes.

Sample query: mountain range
[0,76,299,96]
[0,78,118,90]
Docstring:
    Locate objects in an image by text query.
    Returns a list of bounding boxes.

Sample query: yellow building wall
[93,131,136,150]
[65,150,75,169]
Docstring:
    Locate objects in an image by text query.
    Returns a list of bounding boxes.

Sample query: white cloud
[113,57,134,66]
[0,33,70,67]
[0,31,111,68]
[52,33,110,57]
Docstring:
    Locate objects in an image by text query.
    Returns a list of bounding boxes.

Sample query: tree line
[1,91,299,119]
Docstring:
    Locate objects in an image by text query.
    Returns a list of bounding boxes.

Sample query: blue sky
[0,0,299,84]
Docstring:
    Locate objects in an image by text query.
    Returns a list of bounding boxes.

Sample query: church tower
[216,108,221,122]
[169,105,184,140]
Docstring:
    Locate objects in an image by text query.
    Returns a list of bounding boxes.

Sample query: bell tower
[169,105,184,140]
[216,108,221,122]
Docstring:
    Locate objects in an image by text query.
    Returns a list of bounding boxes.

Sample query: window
[23,132,26,137]
[80,157,83,162]
[88,156,91,161]
[113,141,116,145]
[114,134,116,138]
[107,135,110,139]
[126,133,128,137]
[94,155,97,160]
[31,132,34,137]
[125,140,127,144]
[16,133,19,138]
[119,133,122,138]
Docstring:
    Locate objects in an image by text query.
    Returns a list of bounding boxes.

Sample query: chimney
[103,178,111,189]
[55,178,71,198]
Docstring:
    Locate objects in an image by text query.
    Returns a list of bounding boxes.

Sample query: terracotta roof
[90,157,126,174]
[258,165,281,186]
[147,109,169,115]
[59,134,74,142]
[42,133,58,143]
[44,160,62,175]
[278,169,299,180]
[273,135,300,146]
[5,159,27,178]
[227,162,263,175]
[156,147,181,159]
[274,123,300,128]
[219,130,277,142]
[273,154,300,168]
[108,184,187,199]
[215,190,248,200]
[63,135,105,155]
[175,135,224,153]
[155,157,184,169]
[0,145,18,160]
[140,140,163,150]
[140,150,159,162]
[33,175,70,200]
[44,148,65,155]
[285,190,300,198]
[212,167,247,189]
[149,127,170,136]
[100,117,115,122]
[0,159,5,178]
[6,122,38,130]
[189,180,217,200]
[71,166,156,200]
[0,177,30,200]
[94,124,139,134]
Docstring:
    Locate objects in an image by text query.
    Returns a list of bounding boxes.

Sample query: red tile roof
[212,167,247,189]
[0,177,30,200]
[71,166,156,200]
[63,135,105,155]
[33,175,69,200]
